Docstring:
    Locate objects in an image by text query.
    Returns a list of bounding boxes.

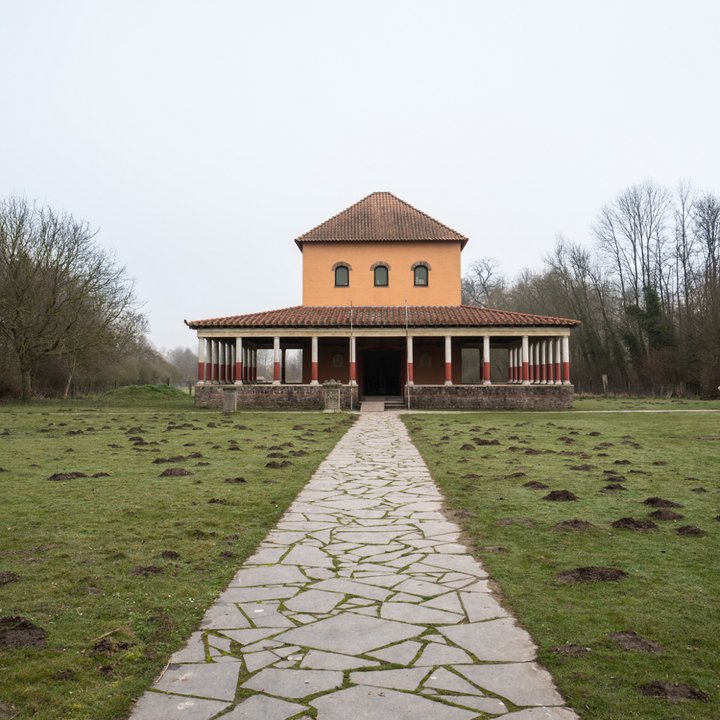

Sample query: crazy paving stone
[221,694,306,720]
[284,589,344,614]
[300,650,379,670]
[129,692,230,720]
[414,642,473,666]
[275,613,423,655]
[368,640,422,664]
[200,604,251,630]
[440,619,536,661]
[310,685,479,720]
[169,632,206,663]
[497,708,580,720]
[281,544,334,568]
[424,667,483,694]
[381,602,463,625]
[230,565,307,587]
[443,695,509,715]
[154,662,241,701]
[460,590,509,621]
[349,667,429,691]
[241,668,343,698]
[455,663,566,706]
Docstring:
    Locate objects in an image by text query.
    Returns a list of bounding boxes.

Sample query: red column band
[522,361,529,383]
[311,361,319,383]
[235,361,242,382]
[350,361,357,383]
[197,362,204,382]
[483,362,490,383]
[445,362,452,383]
[562,362,570,383]
[547,361,554,383]
[273,361,281,382]
[407,363,414,384]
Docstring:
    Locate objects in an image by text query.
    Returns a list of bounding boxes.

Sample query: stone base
[195,384,360,410]
[405,384,573,410]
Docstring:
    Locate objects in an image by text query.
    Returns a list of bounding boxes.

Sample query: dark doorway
[362,350,401,396]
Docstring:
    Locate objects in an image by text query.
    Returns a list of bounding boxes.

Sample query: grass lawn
[0,389,354,720]
[573,395,720,411]
[403,409,720,719]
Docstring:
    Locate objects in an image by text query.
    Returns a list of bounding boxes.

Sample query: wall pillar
[234,337,243,385]
[406,335,414,385]
[444,335,452,385]
[540,340,547,384]
[562,336,571,384]
[273,337,281,384]
[310,336,319,385]
[508,346,514,383]
[521,335,530,384]
[554,338,562,384]
[251,347,257,383]
[197,336,206,384]
[482,335,491,385]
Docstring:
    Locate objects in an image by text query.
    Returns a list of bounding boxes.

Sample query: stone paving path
[130,413,578,720]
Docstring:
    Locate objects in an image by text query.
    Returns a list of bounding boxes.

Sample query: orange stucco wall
[301,241,462,306]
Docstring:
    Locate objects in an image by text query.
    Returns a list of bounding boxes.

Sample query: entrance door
[362,350,401,396]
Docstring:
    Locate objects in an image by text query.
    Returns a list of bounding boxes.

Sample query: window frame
[334,264,350,287]
[413,264,429,287]
[373,264,389,287]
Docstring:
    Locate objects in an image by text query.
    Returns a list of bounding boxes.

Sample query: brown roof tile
[295,192,469,248]
[186,305,580,330]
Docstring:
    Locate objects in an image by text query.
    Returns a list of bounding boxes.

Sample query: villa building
[187,192,580,409]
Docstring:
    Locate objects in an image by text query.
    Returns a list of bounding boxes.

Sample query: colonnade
[196,334,571,386]
[507,337,571,385]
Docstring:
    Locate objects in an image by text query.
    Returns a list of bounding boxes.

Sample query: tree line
[462,181,720,396]
[0,197,190,401]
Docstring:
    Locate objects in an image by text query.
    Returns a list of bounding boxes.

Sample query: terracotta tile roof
[295,192,469,249]
[186,305,580,330]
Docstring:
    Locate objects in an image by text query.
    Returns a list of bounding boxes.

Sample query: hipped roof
[186,305,580,330]
[295,192,469,249]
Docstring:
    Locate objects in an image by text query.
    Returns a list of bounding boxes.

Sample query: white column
[562,336,571,384]
[540,339,546,384]
[273,336,281,384]
[197,336,206,384]
[444,335,452,385]
[349,336,357,385]
[234,337,243,384]
[521,335,530,384]
[547,338,554,384]
[482,335,491,385]
[310,336,319,385]
[555,338,563,384]
[406,335,414,386]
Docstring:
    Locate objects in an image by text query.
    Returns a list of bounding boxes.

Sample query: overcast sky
[1,1,718,351]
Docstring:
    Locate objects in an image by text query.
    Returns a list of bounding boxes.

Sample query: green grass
[573,395,720,411]
[0,401,354,720]
[403,410,720,719]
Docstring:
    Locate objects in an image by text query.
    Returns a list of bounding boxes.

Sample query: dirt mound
[47,471,88,481]
[208,498,227,505]
[0,572,20,586]
[153,455,188,464]
[224,477,247,484]
[638,681,709,701]
[614,459,632,465]
[462,473,481,479]
[676,525,705,536]
[481,546,509,553]
[459,443,474,450]
[91,472,110,478]
[131,565,163,576]
[602,483,627,492]
[53,669,76,681]
[266,460,292,469]
[609,630,662,653]
[569,464,595,471]
[553,519,594,531]
[643,496,682,508]
[505,471,527,479]
[552,644,591,657]
[543,490,578,501]
[473,438,500,446]
[556,566,627,583]
[160,550,180,560]
[649,509,684,521]
[93,637,131,654]
[159,467,192,477]
[523,481,549,490]
[691,486,708,493]
[612,517,658,531]
[0,616,47,648]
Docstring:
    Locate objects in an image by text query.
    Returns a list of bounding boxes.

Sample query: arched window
[374,265,389,287]
[414,264,429,286]
[334,264,350,287]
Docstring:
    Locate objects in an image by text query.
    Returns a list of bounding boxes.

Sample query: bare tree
[0,197,144,401]
[461,258,507,307]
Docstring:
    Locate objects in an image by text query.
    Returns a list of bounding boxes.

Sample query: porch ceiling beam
[196,327,572,339]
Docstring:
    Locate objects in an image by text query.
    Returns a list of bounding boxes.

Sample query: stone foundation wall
[405,384,573,410]
[195,384,360,410]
